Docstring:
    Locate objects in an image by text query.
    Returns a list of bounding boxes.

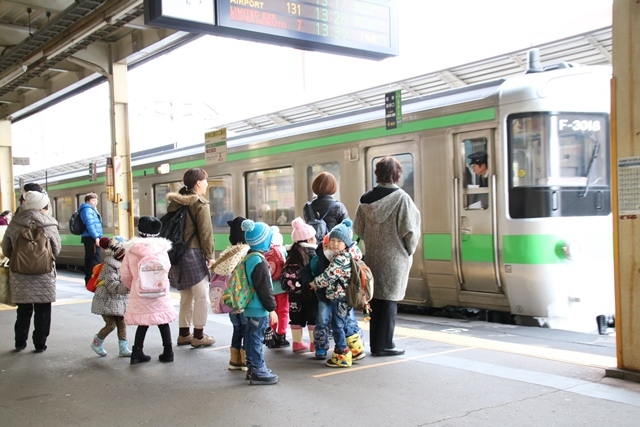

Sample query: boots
[91,335,107,357]
[131,346,151,364]
[229,347,244,370]
[274,333,290,348]
[346,333,366,360]
[326,348,352,368]
[239,349,248,371]
[291,326,309,352]
[159,345,174,363]
[118,339,132,357]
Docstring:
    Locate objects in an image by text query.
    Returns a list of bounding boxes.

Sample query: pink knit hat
[291,217,315,242]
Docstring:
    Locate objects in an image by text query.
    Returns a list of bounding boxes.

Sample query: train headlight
[561,240,581,261]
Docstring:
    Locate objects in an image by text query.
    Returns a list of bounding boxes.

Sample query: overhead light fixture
[0,65,28,88]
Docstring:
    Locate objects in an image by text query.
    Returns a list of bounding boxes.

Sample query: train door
[454,131,502,294]
[364,141,422,292]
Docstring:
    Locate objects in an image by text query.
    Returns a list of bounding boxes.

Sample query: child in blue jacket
[241,219,279,385]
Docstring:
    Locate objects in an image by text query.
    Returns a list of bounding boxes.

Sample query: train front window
[508,112,610,218]
[246,167,294,226]
[509,113,609,188]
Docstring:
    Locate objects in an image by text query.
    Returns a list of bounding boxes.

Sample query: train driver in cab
[468,151,489,188]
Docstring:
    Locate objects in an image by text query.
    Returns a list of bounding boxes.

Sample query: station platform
[1,270,638,426]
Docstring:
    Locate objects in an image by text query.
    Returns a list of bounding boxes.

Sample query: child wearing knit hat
[240,219,279,385]
[311,219,366,368]
[90,236,132,358]
[282,217,318,353]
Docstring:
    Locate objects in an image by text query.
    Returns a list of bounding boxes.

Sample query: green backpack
[223,252,264,311]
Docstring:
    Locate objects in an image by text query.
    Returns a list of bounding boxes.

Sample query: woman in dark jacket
[167,168,216,348]
[303,172,349,234]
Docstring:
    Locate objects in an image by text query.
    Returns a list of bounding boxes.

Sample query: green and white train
[26,62,614,331]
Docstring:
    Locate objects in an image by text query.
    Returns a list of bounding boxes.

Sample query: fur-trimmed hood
[166,191,205,209]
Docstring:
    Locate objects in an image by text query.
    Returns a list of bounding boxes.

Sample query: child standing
[282,217,317,352]
[90,236,132,357]
[267,227,289,348]
[241,219,279,385]
[121,216,178,365]
[311,219,365,368]
[212,216,250,370]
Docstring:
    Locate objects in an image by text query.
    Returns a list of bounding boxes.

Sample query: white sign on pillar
[205,128,227,164]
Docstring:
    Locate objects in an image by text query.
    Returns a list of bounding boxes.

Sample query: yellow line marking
[313,347,472,378]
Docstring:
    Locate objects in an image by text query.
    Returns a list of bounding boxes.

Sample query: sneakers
[191,334,215,348]
[292,342,310,353]
[249,371,279,385]
[177,334,193,346]
[314,349,327,360]
[326,349,352,368]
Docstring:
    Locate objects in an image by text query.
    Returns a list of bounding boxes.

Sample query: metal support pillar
[610,0,640,377]
[109,62,133,238]
[0,120,15,213]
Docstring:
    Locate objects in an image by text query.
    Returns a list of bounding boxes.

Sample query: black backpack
[159,205,198,266]
[304,201,337,242]
[68,211,85,235]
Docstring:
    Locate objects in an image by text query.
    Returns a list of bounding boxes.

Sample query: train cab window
[209,175,233,227]
[56,196,74,232]
[371,154,415,201]
[307,163,342,203]
[508,113,610,218]
[246,167,294,226]
[463,138,489,210]
[154,182,182,218]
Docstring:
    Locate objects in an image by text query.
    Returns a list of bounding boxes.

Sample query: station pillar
[0,120,14,213]
[108,62,133,239]
[611,0,640,375]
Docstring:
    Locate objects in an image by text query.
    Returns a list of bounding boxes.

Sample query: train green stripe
[423,234,452,261]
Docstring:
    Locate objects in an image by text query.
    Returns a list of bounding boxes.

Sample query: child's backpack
[223,252,263,311]
[137,254,169,299]
[209,244,250,314]
[265,244,285,281]
[280,262,302,295]
[86,262,106,292]
[68,211,85,235]
[304,201,337,242]
[158,205,197,266]
[346,258,374,320]
[10,224,54,275]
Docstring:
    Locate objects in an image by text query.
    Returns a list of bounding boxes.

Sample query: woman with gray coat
[2,191,61,353]
[353,156,421,357]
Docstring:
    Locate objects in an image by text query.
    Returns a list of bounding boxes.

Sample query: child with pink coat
[121,216,178,365]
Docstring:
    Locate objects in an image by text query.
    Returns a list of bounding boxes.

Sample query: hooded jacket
[121,237,178,326]
[165,191,214,260]
[353,187,421,301]
[2,209,61,304]
[91,254,129,316]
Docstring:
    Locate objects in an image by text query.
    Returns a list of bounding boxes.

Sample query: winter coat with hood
[2,209,61,304]
[91,254,129,316]
[121,237,178,326]
[313,244,362,301]
[78,202,103,239]
[303,194,349,235]
[166,191,214,289]
[353,186,421,301]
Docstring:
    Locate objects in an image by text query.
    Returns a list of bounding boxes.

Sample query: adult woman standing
[353,156,421,357]
[2,191,61,352]
[167,168,216,348]
[0,210,12,225]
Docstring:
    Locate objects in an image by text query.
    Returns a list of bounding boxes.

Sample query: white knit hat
[24,191,50,211]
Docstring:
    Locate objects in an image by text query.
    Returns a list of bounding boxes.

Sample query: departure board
[144,0,397,60]
[215,0,398,60]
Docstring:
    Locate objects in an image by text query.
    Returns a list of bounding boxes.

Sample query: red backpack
[264,245,285,281]
[86,262,106,293]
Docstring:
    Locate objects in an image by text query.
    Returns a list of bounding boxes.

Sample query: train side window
[100,192,113,228]
[463,138,489,210]
[371,153,415,201]
[153,182,182,218]
[307,162,342,202]
[246,167,294,226]
[209,175,233,227]
[56,196,74,232]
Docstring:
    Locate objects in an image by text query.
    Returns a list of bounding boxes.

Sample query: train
[20,60,614,332]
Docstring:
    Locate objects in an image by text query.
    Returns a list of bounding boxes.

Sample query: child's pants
[97,315,127,340]
[274,293,289,335]
[314,299,359,351]
[245,316,271,375]
[229,312,247,350]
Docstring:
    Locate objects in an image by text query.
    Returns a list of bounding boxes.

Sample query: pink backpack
[137,254,169,299]
[265,244,285,281]
[209,273,234,314]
